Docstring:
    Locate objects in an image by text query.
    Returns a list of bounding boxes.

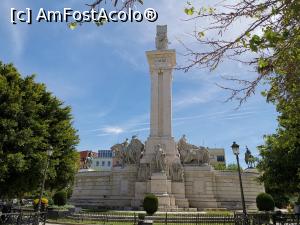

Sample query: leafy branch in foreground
[182,0,299,105]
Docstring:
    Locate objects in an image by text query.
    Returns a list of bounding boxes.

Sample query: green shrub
[213,163,226,170]
[53,190,67,206]
[143,194,158,215]
[138,213,145,220]
[256,193,275,211]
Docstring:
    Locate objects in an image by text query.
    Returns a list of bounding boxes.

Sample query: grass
[48,218,236,225]
[48,218,134,225]
[79,210,234,216]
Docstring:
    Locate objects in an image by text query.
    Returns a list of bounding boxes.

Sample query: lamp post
[231,142,247,222]
[37,146,53,224]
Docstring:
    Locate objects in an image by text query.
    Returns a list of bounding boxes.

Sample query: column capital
[146,49,176,71]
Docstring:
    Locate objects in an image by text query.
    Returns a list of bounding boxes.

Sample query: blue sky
[0,0,278,167]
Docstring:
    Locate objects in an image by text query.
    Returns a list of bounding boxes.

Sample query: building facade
[208,148,226,165]
[91,150,113,171]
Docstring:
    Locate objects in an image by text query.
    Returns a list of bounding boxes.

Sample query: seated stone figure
[177,135,210,165]
[169,157,184,182]
[111,136,144,167]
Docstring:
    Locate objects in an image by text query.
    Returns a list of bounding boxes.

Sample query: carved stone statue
[154,144,166,172]
[156,25,168,50]
[111,136,144,167]
[127,136,144,164]
[85,152,94,169]
[111,143,127,167]
[177,135,210,165]
[169,158,184,182]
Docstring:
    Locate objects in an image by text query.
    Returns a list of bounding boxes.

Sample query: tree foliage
[257,74,300,196]
[183,0,299,198]
[213,163,243,171]
[0,62,79,198]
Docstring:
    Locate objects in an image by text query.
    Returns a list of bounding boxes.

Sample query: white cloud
[102,126,124,135]
[1,0,28,57]
[173,84,221,109]
[90,113,149,137]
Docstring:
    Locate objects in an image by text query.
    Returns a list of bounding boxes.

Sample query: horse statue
[245,146,256,168]
[177,134,210,165]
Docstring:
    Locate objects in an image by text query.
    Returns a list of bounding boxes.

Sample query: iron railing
[0,211,47,225]
[66,212,300,225]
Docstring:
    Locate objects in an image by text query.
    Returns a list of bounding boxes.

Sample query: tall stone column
[133,26,189,209]
[141,26,178,164]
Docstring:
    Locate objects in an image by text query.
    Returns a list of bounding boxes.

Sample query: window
[108,161,111,167]
[102,161,105,166]
[217,155,225,162]
[96,161,100,166]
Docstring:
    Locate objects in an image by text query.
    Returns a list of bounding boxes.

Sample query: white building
[208,148,226,165]
[91,150,113,171]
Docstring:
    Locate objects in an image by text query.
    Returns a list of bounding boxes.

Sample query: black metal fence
[67,212,300,225]
[235,212,300,225]
[0,211,47,225]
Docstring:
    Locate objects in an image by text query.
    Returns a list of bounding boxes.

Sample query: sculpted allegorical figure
[127,135,144,164]
[177,135,210,165]
[170,158,184,182]
[156,25,168,50]
[111,136,144,167]
[154,144,166,172]
[85,152,94,169]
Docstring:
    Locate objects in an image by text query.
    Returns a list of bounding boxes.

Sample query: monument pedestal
[149,172,175,207]
[132,172,189,210]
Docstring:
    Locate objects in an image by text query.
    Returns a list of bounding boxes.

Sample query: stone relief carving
[155,25,168,50]
[111,136,144,167]
[177,135,210,165]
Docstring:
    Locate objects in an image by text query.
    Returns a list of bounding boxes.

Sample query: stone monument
[131,25,189,209]
[70,25,265,211]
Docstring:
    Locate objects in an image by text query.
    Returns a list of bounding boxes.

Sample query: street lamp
[231,142,247,221]
[37,146,53,223]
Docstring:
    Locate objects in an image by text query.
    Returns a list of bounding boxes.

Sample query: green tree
[258,74,300,196]
[182,0,299,200]
[0,62,79,199]
[226,163,242,172]
[212,163,226,170]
